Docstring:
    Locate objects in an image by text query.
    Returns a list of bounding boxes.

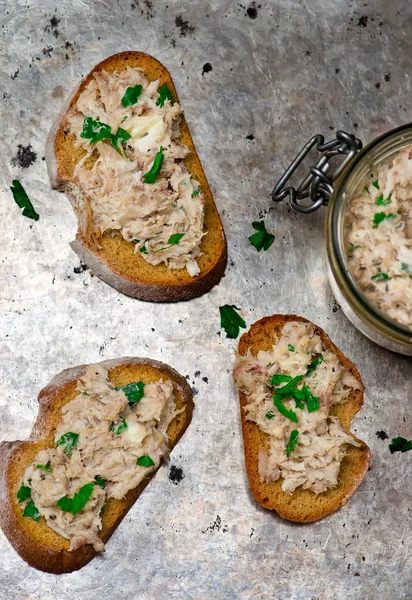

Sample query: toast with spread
[0,357,193,573]
[46,51,227,302]
[233,314,371,522]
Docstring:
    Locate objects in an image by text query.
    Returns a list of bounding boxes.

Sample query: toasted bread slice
[0,357,193,574]
[237,314,371,523]
[46,51,227,302]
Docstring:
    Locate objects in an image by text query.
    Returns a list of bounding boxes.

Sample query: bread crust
[237,314,371,523]
[46,51,227,302]
[0,357,194,573]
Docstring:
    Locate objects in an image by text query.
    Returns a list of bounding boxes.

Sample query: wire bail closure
[271,130,363,214]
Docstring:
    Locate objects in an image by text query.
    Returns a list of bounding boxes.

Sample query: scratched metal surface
[0,0,411,598]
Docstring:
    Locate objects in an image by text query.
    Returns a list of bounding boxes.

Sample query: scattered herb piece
[274,396,298,423]
[110,416,128,435]
[372,179,379,189]
[219,305,246,339]
[271,374,293,386]
[143,147,164,183]
[36,464,52,472]
[266,411,275,420]
[389,437,412,454]
[137,455,155,467]
[371,272,390,281]
[140,244,148,254]
[10,180,40,221]
[99,504,106,517]
[348,244,361,253]
[286,430,299,457]
[273,376,304,402]
[192,187,200,197]
[168,233,184,245]
[288,344,295,352]
[57,483,94,515]
[248,221,275,252]
[116,381,145,405]
[80,117,112,145]
[373,212,396,228]
[17,484,31,503]
[376,193,391,206]
[94,475,106,489]
[111,127,131,154]
[306,355,323,376]
[56,432,79,456]
[401,263,412,276]
[121,84,143,107]
[22,499,40,521]
[156,83,174,107]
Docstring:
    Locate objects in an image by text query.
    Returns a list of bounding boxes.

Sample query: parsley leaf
[372,179,379,189]
[156,83,174,107]
[94,475,106,489]
[389,437,412,454]
[155,233,185,252]
[17,484,31,503]
[266,411,275,420]
[10,180,40,221]
[110,416,128,434]
[373,212,396,228]
[192,187,200,197]
[271,374,292,386]
[296,384,320,412]
[111,127,131,154]
[274,396,298,423]
[121,84,143,107]
[57,483,94,515]
[286,430,299,457]
[348,244,361,252]
[22,499,40,521]
[36,464,52,472]
[115,381,145,405]
[288,344,295,352]
[80,117,112,145]
[140,244,148,254]
[56,432,79,456]
[248,221,275,252]
[137,455,155,467]
[376,193,391,206]
[219,305,247,339]
[143,147,164,183]
[401,263,412,276]
[273,376,304,402]
[306,355,323,376]
[371,272,390,281]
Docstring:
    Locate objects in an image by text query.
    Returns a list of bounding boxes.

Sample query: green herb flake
[273,376,304,402]
[372,179,379,190]
[348,244,361,253]
[306,355,323,376]
[371,272,390,281]
[56,432,79,456]
[110,416,128,435]
[192,187,200,197]
[219,305,247,339]
[94,475,106,489]
[121,84,143,107]
[115,381,145,405]
[99,504,106,517]
[36,464,52,473]
[156,83,174,107]
[22,499,41,521]
[80,116,113,145]
[401,263,412,276]
[168,233,184,245]
[17,484,31,503]
[274,396,298,423]
[373,212,396,228]
[248,220,275,252]
[286,430,299,457]
[376,193,391,206]
[57,482,94,516]
[136,455,155,467]
[111,127,131,154]
[288,344,295,352]
[271,374,293,386]
[10,180,40,221]
[389,437,412,454]
[143,147,164,184]
[266,411,275,420]
[140,244,148,254]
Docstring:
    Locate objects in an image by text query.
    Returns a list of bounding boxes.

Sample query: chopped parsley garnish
[372,212,396,228]
[273,376,303,402]
[389,437,412,454]
[110,416,128,434]
[266,411,275,420]
[401,263,412,276]
[111,127,131,154]
[371,272,390,281]
[156,83,174,107]
[273,396,298,423]
[17,483,31,503]
[121,84,143,107]
[192,187,200,197]
[140,244,148,254]
[136,455,155,467]
[286,430,299,457]
[10,180,40,221]
[348,244,361,253]
[143,147,164,183]
[168,233,184,246]
[248,221,275,252]
[293,384,320,412]
[57,482,94,515]
[94,475,106,489]
[36,464,52,472]
[56,432,79,456]
[80,116,112,144]
[288,344,295,352]
[372,179,379,189]
[306,355,323,376]
[376,193,391,206]
[219,305,246,339]
[115,381,145,405]
[271,374,292,386]
[22,499,41,521]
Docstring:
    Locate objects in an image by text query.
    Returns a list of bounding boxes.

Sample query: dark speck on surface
[194,370,201,377]
[335,67,340,74]
[175,14,196,37]
[11,69,19,80]
[376,430,389,440]
[11,144,37,169]
[375,82,381,89]
[384,73,391,82]
[246,2,259,19]
[246,134,255,140]
[45,15,60,37]
[191,387,199,396]
[357,15,368,27]
[202,515,228,533]
[73,262,88,274]
[169,465,184,484]
[202,62,213,76]
[202,376,208,383]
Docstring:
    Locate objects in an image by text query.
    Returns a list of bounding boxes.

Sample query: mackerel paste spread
[233,321,361,494]
[17,365,181,551]
[346,146,412,329]
[65,67,205,276]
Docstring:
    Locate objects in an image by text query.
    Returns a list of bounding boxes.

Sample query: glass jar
[326,123,412,356]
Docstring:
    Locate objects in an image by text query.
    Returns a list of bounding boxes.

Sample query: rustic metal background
[0,1,411,598]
